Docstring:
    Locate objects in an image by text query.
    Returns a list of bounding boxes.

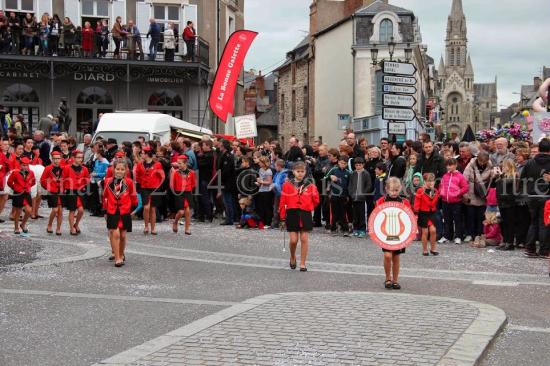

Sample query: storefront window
[82,0,109,17]
[2,83,39,103]
[148,89,184,119]
[77,87,113,105]
[76,87,113,134]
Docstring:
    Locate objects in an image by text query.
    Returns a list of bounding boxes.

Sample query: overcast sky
[244,0,549,109]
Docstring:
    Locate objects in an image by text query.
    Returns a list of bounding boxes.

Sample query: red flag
[209,30,258,123]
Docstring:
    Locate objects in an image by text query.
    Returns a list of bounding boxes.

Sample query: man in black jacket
[197,140,215,222]
[217,139,236,225]
[313,144,331,227]
[415,140,446,181]
[520,138,550,258]
[388,143,406,178]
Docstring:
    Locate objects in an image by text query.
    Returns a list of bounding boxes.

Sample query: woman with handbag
[462,151,494,246]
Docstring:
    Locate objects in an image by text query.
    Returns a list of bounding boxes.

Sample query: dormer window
[379,19,393,43]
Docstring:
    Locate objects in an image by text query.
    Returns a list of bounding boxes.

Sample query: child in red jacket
[414,173,440,256]
[40,151,64,235]
[103,161,138,267]
[135,146,165,235]
[169,154,196,235]
[279,162,320,272]
[7,157,35,235]
[62,150,90,236]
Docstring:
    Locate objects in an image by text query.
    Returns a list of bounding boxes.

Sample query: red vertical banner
[209,30,258,123]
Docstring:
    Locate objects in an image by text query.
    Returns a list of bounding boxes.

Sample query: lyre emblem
[380,211,406,242]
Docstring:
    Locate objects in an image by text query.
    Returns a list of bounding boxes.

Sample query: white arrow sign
[383,61,417,76]
[383,107,416,121]
[383,94,417,108]
[383,75,417,85]
[388,121,406,135]
[383,84,417,94]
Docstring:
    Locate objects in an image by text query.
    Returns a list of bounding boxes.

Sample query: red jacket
[135,161,165,189]
[59,153,73,168]
[414,188,440,213]
[169,168,196,192]
[183,26,195,41]
[376,196,412,209]
[0,152,9,190]
[82,27,95,52]
[8,154,22,171]
[7,169,35,193]
[62,165,90,191]
[279,180,320,220]
[545,199,550,226]
[40,165,63,193]
[102,177,138,215]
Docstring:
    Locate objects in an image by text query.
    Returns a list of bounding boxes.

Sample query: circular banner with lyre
[368,201,417,251]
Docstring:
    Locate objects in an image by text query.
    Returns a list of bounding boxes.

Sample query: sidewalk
[95,292,506,366]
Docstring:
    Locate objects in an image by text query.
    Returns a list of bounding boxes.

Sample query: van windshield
[93,132,149,144]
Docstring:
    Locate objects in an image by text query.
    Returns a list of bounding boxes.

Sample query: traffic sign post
[388,121,406,135]
[383,75,417,85]
[383,61,417,76]
[383,94,417,108]
[383,84,417,94]
[383,107,416,121]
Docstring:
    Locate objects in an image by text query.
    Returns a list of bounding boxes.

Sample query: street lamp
[371,44,378,66]
[405,43,412,63]
[388,36,396,61]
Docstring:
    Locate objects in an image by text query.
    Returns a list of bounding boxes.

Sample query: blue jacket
[273,169,288,197]
[92,159,109,183]
[147,22,161,41]
[184,149,198,170]
[326,166,351,197]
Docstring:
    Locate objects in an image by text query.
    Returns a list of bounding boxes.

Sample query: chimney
[534,76,542,90]
[256,74,266,99]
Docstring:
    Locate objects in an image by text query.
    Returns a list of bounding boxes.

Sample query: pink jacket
[484,223,502,244]
[440,171,469,203]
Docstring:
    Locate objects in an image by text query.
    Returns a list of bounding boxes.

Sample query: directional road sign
[383,61,417,76]
[383,84,417,94]
[388,121,406,135]
[383,107,416,121]
[383,75,417,85]
[383,94,417,108]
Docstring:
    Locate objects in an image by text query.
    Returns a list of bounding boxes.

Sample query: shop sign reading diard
[73,71,116,82]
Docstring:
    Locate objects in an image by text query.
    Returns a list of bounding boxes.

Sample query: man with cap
[40,151,64,235]
[170,154,196,235]
[104,138,118,162]
[7,156,35,235]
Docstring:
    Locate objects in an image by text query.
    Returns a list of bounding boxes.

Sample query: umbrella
[462,125,476,142]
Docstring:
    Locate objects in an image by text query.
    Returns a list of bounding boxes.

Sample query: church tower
[439,0,475,138]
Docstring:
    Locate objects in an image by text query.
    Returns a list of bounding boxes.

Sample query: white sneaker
[438,237,449,244]
[464,235,473,242]
[454,238,462,245]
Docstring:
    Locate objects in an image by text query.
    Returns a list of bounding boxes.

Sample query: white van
[92,112,212,144]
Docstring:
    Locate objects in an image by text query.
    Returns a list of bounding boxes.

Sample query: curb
[93,291,507,366]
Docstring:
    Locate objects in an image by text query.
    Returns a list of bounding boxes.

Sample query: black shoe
[299,267,307,272]
[289,261,297,270]
[220,222,233,226]
[524,251,538,258]
[497,243,514,251]
[46,229,53,234]
[430,251,439,256]
[423,252,429,256]
[108,255,115,261]
[537,253,549,259]
[385,280,393,289]
[0,218,5,223]
[392,282,401,290]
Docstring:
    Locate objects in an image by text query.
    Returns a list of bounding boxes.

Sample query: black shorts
[173,191,194,211]
[382,248,406,255]
[285,209,313,232]
[46,193,63,208]
[106,213,132,232]
[63,191,83,211]
[11,192,32,208]
[417,211,436,229]
[141,188,163,208]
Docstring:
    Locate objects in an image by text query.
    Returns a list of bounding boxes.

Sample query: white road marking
[508,325,550,333]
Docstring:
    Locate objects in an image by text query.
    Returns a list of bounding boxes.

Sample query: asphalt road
[0,211,549,366]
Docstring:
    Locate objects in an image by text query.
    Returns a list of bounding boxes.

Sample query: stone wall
[278,59,310,148]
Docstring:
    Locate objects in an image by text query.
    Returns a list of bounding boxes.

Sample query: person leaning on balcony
[126,20,143,61]
[163,22,175,62]
[183,21,196,62]
[111,16,124,59]
[146,18,160,61]
[62,17,75,57]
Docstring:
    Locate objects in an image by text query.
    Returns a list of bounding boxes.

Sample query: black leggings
[254,191,274,226]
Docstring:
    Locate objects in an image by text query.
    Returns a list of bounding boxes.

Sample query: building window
[77,87,113,105]
[148,89,184,119]
[5,0,33,11]
[291,64,296,85]
[154,5,180,22]
[303,86,308,118]
[76,87,113,134]
[82,0,109,17]
[450,49,454,66]
[379,19,393,43]
[291,90,296,121]
[2,83,39,103]
[228,16,235,35]
[375,70,383,115]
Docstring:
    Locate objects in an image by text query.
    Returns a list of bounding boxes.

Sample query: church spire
[450,0,464,18]
[465,55,473,75]
[438,55,446,76]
